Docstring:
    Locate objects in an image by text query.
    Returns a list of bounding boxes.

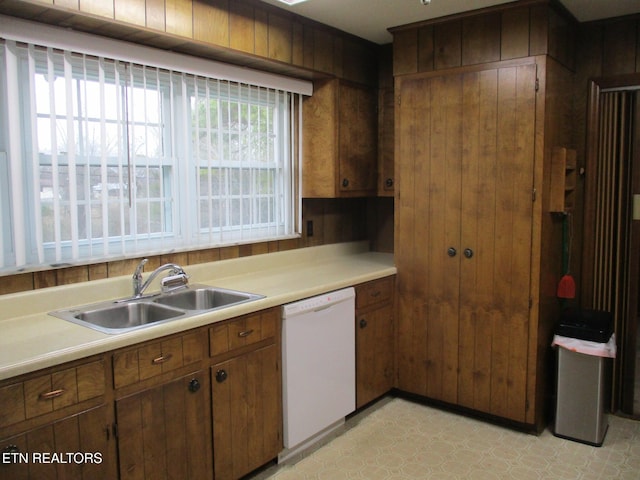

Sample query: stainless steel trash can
[554,346,611,446]
[553,309,614,447]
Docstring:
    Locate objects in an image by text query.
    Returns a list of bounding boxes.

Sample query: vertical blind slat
[46,47,62,262]
[5,41,26,266]
[64,50,80,260]
[27,44,44,263]
[99,57,109,258]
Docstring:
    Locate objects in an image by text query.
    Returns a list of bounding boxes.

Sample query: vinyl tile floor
[251,397,640,480]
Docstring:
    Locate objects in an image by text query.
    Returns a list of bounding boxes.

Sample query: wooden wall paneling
[461,13,501,66]
[602,19,638,76]
[114,0,145,27]
[79,0,113,18]
[434,20,462,70]
[229,1,255,54]
[637,20,640,73]
[417,25,434,73]
[547,6,575,70]
[302,24,315,70]
[145,0,166,32]
[344,38,362,83]
[333,35,344,79]
[313,28,334,74]
[291,20,304,66]
[193,0,230,47]
[271,11,293,58]
[529,4,549,57]
[254,8,268,57]
[501,7,530,60]
[393,28,418,76]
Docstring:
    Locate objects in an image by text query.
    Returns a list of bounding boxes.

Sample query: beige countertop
[0,242,395,381]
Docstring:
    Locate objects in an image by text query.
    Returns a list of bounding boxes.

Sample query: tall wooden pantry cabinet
[391,0,575,431]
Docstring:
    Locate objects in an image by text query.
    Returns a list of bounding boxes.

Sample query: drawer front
[0,360,106,429]
[356,277,393,310]
[113,330,206,389]
[209,309,278,357]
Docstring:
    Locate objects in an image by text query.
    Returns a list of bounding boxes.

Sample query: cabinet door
[0,405,114,480]
[396,63,536,422]
[457,65,536,422]
[212,344,281,480]
[339,82,377,194]
[116,371,212,480]
[356,304,394,408]
[396,72,463,404]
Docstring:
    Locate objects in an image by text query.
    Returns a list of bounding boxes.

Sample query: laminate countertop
[0,242,395,381]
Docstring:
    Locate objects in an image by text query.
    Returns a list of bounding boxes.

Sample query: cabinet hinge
[532,188,537,202]
[535,78,539,92]
[397,94,401,106]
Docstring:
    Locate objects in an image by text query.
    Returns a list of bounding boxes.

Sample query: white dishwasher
[280,287,356,462]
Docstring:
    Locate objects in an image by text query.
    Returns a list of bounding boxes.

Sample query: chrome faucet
[132,259,189,298]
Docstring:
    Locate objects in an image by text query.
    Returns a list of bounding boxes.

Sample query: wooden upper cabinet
[303,78,377,198]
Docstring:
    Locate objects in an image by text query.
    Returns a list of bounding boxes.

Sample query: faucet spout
[133,259,149,297]
[132,260,188,298]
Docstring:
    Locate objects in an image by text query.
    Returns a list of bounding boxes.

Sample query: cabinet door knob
[385,178,394,188]
[464,248,474,258]
[188,378,201,393]
[359,318,368,329]
[447,247,457,257]
[2,445,20,456]
[342,178,349,187]
[215,370,228,383]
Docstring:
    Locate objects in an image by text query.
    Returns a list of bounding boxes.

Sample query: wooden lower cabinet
[0,405,115,480]
[211,310,283,480]
[355,278,395,408]
[116,370,212,480]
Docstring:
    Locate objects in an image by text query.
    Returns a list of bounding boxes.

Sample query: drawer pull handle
[370,291,381,297]
[152,353,173,365]
[238,329,254,338]
[39,389,65,400]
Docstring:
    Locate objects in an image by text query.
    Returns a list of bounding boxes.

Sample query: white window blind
[0,34,303,273]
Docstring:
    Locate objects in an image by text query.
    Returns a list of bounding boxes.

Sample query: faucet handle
[134,258,148,277]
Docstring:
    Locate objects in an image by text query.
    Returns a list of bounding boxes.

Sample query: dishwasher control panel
[282,287,355,317]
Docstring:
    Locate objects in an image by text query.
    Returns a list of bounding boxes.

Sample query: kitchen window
[0,19,309,274]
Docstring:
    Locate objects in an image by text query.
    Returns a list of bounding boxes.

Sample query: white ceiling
[259,0,640,44]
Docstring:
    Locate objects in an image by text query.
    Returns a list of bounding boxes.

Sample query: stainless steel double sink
[49,284,264,334]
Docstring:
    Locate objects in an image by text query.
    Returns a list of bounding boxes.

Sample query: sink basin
[153,286,262,310]
[50,284,264,334]
[53,301,185,334]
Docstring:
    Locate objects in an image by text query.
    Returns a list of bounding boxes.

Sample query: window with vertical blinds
[0,29,304,274]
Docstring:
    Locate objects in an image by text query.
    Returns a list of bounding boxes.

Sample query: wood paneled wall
[391,0,575,76]
[0,0,378,85]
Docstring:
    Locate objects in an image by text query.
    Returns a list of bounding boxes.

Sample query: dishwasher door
[281,287,355,457]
